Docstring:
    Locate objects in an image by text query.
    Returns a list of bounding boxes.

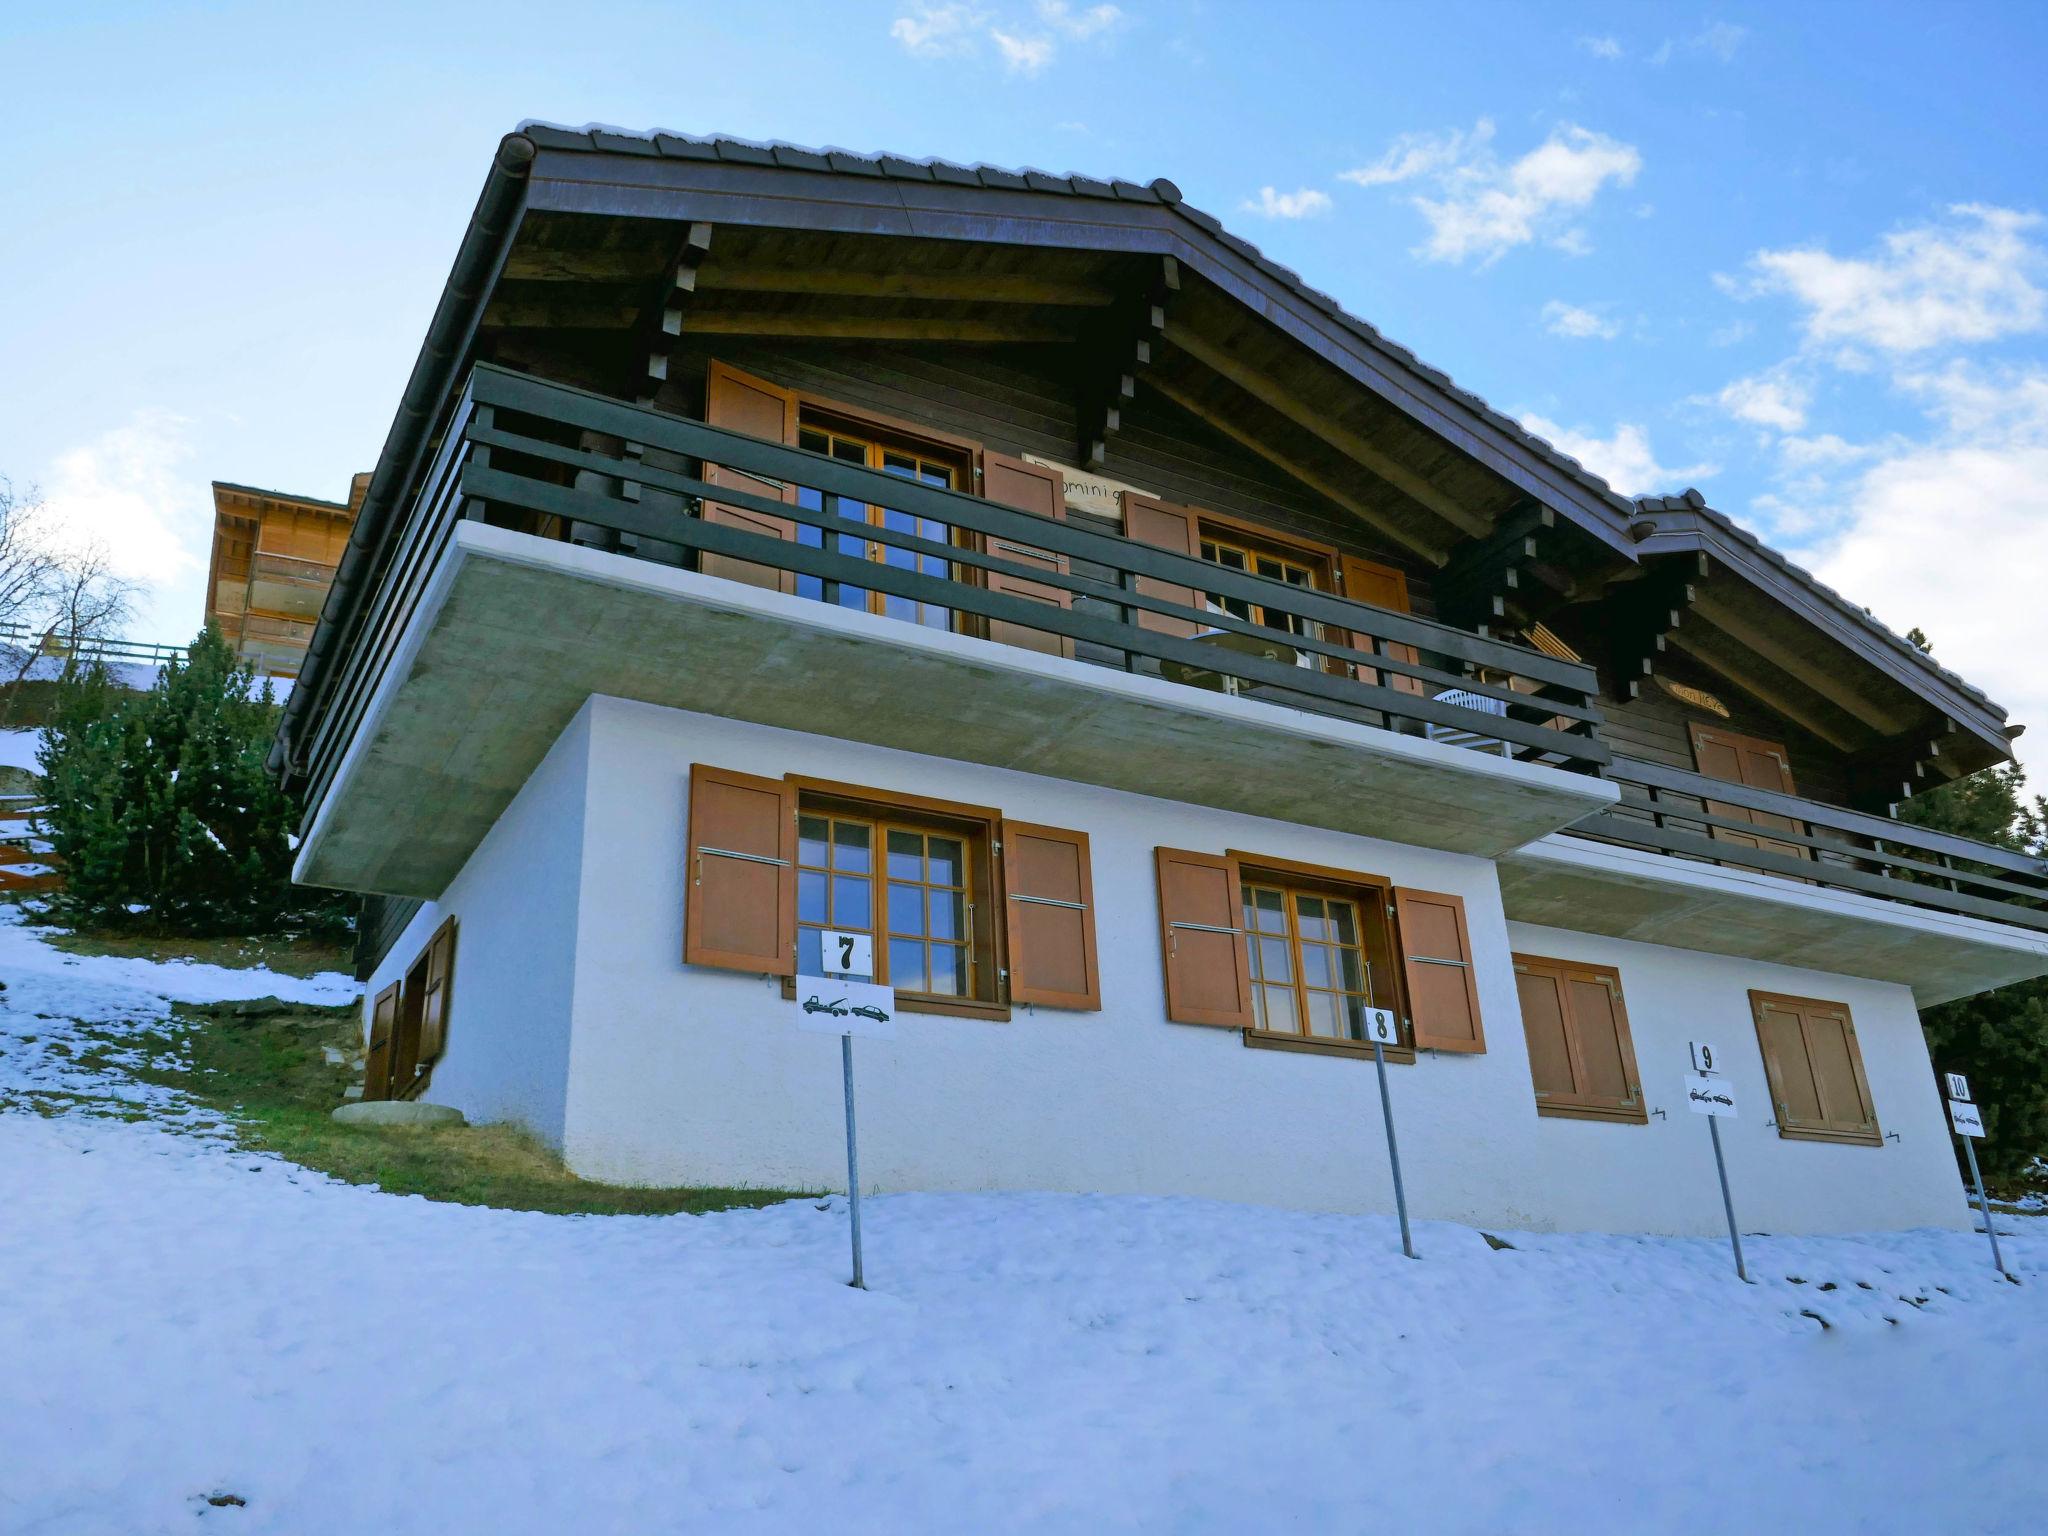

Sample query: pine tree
[1897,627,2048,1180]
[35,627,351,937]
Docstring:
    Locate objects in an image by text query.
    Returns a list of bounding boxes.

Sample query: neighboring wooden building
[206,475,367,676]
[273,128,2048,1236]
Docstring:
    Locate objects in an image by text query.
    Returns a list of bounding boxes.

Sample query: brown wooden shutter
[1338,555,1425,696]
[1121,493,1203,638]
[684,764,797,975]
[364,983,400,1102]
[701,361,799,592]
[980,452,1075,658]
[415,917,458,1065]
[1394,887,1485,1052]
[1001,819,1100,1009]
[1750,990,1880,1144]
[1154,847,1252,1027]
[1513,954,1644,1121]
[1690,723,1807,862]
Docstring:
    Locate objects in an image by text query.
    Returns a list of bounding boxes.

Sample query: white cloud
[1517,413,1716,497]
[41,411,205,595]
[1650,21,1746,66]
[1800,364,2048,763]
[1579,35,1624,60]
[1541,300,1619,339]
[990,28,1054,72]
[890,3,985,57]
[1340,120,1494,190]
[1038,0,1120,38]
[1241,185,1332,220]
[1734,204,2047,354]
[1715,368,1811,432]
[1386,121,1642,265]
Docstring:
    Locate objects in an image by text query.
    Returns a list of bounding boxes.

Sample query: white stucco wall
[485,694,1970,1237]
[359,703,594,1147]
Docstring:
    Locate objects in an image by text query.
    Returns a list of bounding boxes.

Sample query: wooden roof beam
[642,222,714,399]
[1690,590,1907,735]
[1147,372,1449,565]
[679,312,1075,342]
[1082,257,1178,467]
[692,267,1117,306]
[1162,326,1487,539]
[1666,626,1865,754]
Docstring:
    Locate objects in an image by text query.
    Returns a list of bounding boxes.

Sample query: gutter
[268,131,536,783]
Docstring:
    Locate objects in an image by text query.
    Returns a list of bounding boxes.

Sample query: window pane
[927,838,963,888]
[1343,995,1373,1042]
[832,876,871,928]
[1296,896,1327,941]
[887,829,923,880]
[1304,990,1344,1038]
[1259,937,1293,982]
[1250,888,1287,933]
[798,815,829,868]
[929,944,967,996]
[1338,948,1365,993]
[929,889,963,940]
[889,937,927,993]
[833,821,871,873]
[887,881,925,936]
[798,871,827,925]
[1301,943,1333,989]
[832,438,866,464]
[796,927,823,975]
[800,428,828,453]
[1329,901,1359,946]
[1260,985,1298,1033]
[1255,556,1284,580]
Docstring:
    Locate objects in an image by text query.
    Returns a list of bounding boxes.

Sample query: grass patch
[141,996,804,1217]
[39,928,354,978]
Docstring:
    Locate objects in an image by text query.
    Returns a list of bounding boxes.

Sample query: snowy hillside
[0,909,2042,1534]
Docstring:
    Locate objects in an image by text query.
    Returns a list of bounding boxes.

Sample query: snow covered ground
[1,910,2043,1535]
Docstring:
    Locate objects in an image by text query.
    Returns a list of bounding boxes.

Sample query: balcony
[1499,757,2048,1003]
[290,365,1620,897]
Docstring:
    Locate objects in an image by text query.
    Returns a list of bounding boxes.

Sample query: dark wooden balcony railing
[1574,756,2048,932]
[287,364,1609,811]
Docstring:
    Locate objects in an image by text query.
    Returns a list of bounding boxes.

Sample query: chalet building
[207,475,368,676]
[273,126,2048,1236]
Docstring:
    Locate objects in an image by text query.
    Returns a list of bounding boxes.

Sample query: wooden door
[1689,723,1808,862]
[1338,555,1424,696]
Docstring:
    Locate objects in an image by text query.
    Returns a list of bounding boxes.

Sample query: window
[685,765,1100,1016]
[1241,879,1400,1045]
[361,917,457,1102]
[797,801,982,1002]
[1153,847,1484,1059]
[794,419,964,631]
[1750,991,1881,1146]
[1513,954,1644,1124]
[1198,531,1327,648]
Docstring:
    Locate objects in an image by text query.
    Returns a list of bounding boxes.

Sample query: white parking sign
[1684,1072,1737,1117]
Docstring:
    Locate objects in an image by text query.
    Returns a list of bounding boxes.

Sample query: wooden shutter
[1121,493,1203,638]
[1001,819,1100,1009]
[684,764,797,975]
[701,361,799,592]
[1751,991,1881,1144]
[1513,954,1645,1122]
[363,983,400,1102]
[415,917,458,1065]
[1393,887,1485,1052]
[1690,723,1807,862]
[980,452,1075,658]
[1338,555,1425,696]
[1154,847,1252,1027]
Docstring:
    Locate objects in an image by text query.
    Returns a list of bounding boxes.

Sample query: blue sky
[6,1,2047,765]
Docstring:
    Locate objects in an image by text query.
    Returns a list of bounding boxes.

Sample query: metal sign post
[1685,1045,1747,1283]
[796,938,895,1291]
[1359,993,1415,1260]
[1944,1073,2006,1277]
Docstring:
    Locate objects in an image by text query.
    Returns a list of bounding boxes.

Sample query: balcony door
[1689,723,1809,863]
[793,419,962,632]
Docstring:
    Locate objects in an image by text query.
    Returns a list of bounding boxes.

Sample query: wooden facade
[206,476,366,676]
[291,130,2048,978]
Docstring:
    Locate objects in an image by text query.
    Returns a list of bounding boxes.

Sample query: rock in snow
[0,907,2043,1534]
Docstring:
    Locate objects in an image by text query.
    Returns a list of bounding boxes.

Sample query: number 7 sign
[820,929,874,980]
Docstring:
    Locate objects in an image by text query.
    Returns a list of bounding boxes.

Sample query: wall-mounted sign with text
[1021,455,1158,524]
